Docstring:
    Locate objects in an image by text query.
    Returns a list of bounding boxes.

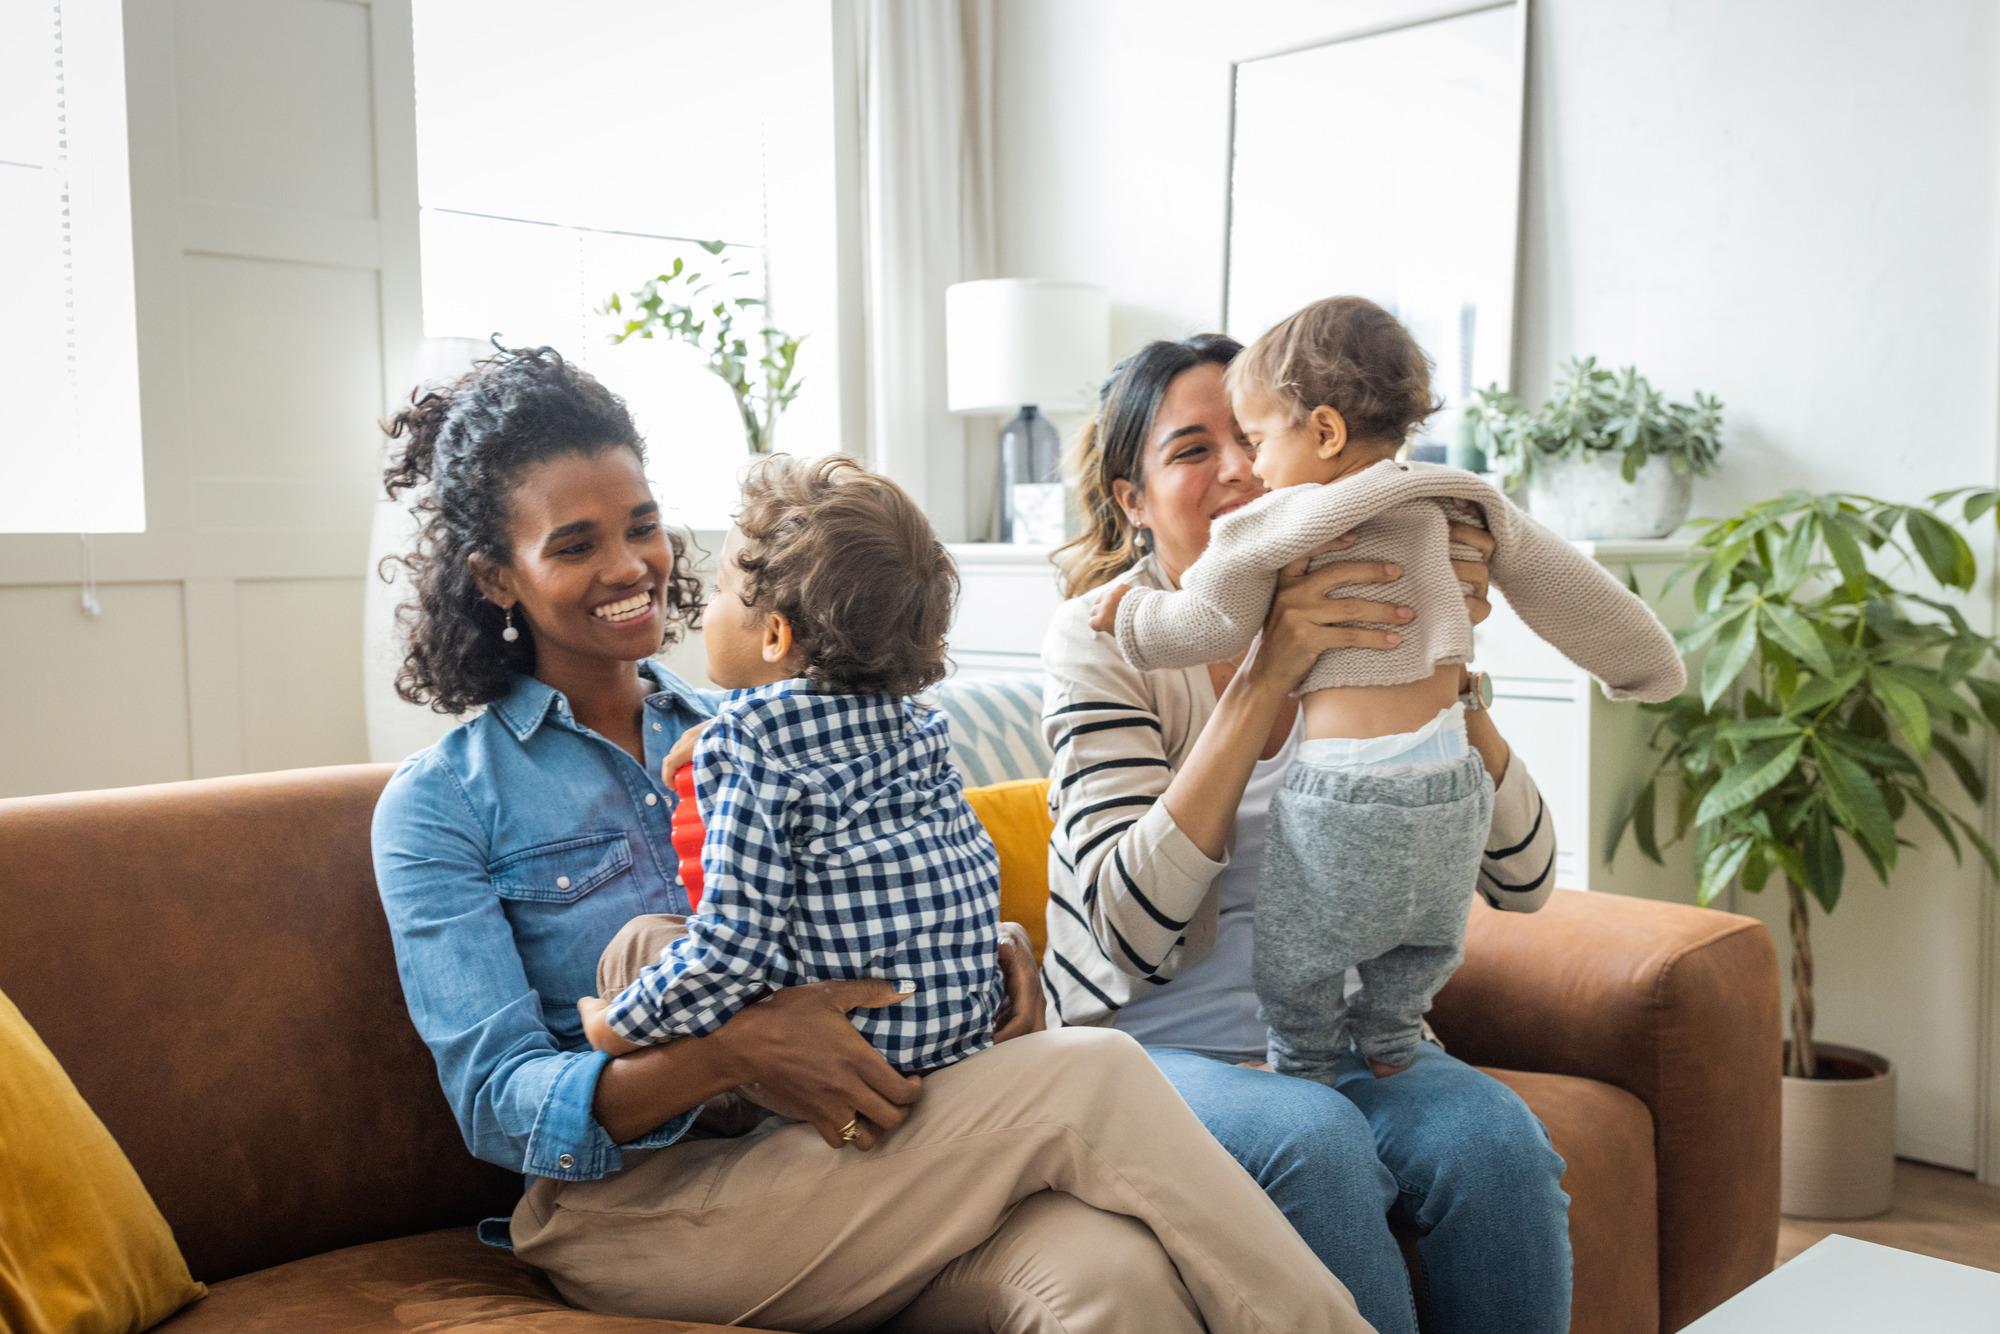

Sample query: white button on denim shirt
[371,660,718,1214]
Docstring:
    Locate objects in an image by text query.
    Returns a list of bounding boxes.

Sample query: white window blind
[0,0,142,534]
[412,0,838,529]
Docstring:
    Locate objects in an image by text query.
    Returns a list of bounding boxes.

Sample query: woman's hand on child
[577,995,641,1056]
[1448,519,1497,625]
[991,922,1047,1042]
[1242,538,1414,695]
[1087,583,1133,633]
[662,721,708,787]
[712,978,924,1151]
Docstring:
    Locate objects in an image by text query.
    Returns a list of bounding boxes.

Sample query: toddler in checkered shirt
[577,454,1006,1075]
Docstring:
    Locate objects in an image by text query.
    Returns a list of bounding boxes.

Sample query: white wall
[991,0,2000,1172]
[0,0,417,797]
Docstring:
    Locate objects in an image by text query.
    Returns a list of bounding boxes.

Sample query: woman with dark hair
[368,344,1369,1332]
[1041,334,1572,1334]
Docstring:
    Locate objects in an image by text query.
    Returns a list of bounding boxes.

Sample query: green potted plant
[604,240,804,454]
[1609,487,2000,1218]
[1467,356,1724,540]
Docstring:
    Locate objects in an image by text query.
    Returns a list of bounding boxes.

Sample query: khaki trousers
[508,916,1367,1333]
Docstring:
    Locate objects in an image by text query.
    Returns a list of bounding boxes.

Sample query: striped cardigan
[1039,553,1558,1029]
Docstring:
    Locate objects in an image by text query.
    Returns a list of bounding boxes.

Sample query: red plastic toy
[669,763,705,910]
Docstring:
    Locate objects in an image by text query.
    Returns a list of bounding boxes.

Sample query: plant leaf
[1966,676,2000,731]
[1718,716,1806,742]
[1870,671,1931,756]
[1698,835,1753,905]
[1905,510,1977,590]
[1801,805,1845,913]
[1770,517,1816,593]
[1634,776,1661,863]
[1948,809,2000,878]
[1696,736,1805,825]
[1812,736,1899,869]
[1819,727,1923,777]
[1785,668,1864,718]
[1905,787,1963,864]
[1676,601,1754,656]
[1702,609,1760,710]
[1933,733,1986,803]
[1760,603,1837,677]
[1821,512,1868,598]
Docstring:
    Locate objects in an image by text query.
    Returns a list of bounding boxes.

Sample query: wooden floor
[1777,1160,2000,1273]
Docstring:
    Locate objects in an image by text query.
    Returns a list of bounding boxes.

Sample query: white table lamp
[946,279,1109,543]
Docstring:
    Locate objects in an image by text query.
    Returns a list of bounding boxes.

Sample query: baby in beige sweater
[1091,296,1684,1079]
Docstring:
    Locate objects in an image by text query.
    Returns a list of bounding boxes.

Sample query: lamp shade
[946,279,1109,414]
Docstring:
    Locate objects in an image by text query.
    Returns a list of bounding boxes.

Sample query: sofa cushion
[0,985,206,1334]
[152,1228,760,1332]
[961,778,1056,960]
[1483,1067,1659,1334]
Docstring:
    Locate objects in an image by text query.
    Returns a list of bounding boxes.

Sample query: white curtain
[850,0,996,542]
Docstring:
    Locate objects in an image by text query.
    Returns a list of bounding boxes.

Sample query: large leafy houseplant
[604,240,804,454]
[1609,488,2000,1078]
[1467,355,1725,487]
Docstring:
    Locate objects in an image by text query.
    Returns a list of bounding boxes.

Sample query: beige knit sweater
[1113,460,1686,702]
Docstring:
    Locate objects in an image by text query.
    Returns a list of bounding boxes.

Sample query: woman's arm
[594,978,923,1149]
[372,754,701,1180]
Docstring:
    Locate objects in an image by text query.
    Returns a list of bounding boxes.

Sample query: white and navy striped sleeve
[1041,599,1225,988]
[1478,754,1556,912]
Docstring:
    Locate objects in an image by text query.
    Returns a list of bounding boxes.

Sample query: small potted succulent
[1466,356,1724,540]
[1609,487,1999,1218]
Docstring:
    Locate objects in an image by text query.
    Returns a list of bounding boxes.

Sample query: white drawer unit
[945,543,1066,676]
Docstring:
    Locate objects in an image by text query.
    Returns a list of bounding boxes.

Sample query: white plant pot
[1523,451,1692,540]
[1780,1042,1896,1220]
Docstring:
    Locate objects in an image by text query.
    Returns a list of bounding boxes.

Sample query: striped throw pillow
[926,672,1052,788]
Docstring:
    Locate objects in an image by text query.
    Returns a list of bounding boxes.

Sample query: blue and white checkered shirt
[603,678,1005,1073]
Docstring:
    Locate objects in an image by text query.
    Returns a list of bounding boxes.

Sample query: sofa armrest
[1428,888,1780,1332]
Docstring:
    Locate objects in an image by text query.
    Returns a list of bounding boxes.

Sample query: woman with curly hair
[368,345,1368,1332]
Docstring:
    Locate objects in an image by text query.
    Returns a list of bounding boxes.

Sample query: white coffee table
[1683,1234,2000,1332]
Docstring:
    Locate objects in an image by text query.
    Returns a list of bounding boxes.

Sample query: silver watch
[1459,670,1492,712]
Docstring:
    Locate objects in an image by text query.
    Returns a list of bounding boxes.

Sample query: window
[411,0,840,529]
[0,0,142,533]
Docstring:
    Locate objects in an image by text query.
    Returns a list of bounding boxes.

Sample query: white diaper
[1296,702,1467,770]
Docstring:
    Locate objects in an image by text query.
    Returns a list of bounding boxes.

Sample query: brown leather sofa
[0,765,1779,1332]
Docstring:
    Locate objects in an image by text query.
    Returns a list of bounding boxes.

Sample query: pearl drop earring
[501,607,520,643]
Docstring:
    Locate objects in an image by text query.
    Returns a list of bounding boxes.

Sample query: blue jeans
[1150,1043,1572,1334]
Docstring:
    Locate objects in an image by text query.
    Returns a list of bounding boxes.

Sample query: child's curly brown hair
[734,453,956,696]
[1224,295,1441,445]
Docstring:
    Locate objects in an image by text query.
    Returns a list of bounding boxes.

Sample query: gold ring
[838,1117,861,1143]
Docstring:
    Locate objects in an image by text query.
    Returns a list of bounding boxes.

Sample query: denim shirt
[371,660,716,1194]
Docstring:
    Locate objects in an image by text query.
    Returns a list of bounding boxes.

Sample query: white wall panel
[236,578,367,773]
[0,584,191,798]
[172,0,378,218]
[182,254,384,488]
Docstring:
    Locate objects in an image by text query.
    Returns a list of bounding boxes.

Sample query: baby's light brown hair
[1224,295,1441,445]
[733,453,956,696]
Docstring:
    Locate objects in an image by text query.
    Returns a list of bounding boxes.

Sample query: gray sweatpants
[1254,747,1494,1078]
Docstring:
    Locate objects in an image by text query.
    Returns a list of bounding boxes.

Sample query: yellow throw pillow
[0,987,205,1333]
[963,777,1055,961]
